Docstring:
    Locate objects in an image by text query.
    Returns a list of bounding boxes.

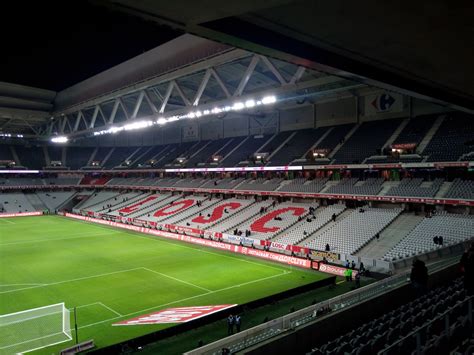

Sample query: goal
[0,302,72,354]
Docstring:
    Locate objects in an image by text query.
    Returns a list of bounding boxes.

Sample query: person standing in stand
[235,315,241,332]
[227,314,234,335]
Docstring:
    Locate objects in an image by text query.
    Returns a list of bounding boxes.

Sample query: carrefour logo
[371,93,396,112]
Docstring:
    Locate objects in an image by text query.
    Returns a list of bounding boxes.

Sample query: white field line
[0,219,15,224]
[66,217,290,273]
[0,267,144,295]
[141,267,212,292]
[75,270,292,330]
[0,331,70,350]
[0,283,46,287]
[68,301,122,316]
[0,231,117,246]
[98,302,123,317]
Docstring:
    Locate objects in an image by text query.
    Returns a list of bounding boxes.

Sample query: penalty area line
[76,270,291,330]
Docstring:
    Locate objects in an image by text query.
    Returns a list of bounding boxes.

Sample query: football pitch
[0,216,329,354]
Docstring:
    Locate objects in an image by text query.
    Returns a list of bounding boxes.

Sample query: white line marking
[0,219,15,224]
[0,331,71,350]
[76,271,291,330]
[68,301,122,316]
[98,302,122,317]
[0,283,46,287]
[0,231,117,246]
[0,267,144,295]
[141,267,212,292]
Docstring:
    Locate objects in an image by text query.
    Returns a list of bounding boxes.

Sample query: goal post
[0,302,72,354]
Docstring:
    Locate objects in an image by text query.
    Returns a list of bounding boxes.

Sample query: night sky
[0,1,181,91]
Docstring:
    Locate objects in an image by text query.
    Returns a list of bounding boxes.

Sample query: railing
[184,258,458,355]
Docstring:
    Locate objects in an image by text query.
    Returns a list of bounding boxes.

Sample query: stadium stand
[309,278,470,355]
[177,198,254,228]
[235,178,283,191]
[230,201,312,240]
[383,212,474,260]
[36,191,76,211]
[65,147,95,169]
[332,119,402,164]
[385,178,443,197]
[444,179,474,200]
[15,145,46,169]
[0,192,35,212]
[424,113,474,162]
[269,128,330,166]
[89,147,112,168]
[273,204,346,245]
[184,138,232,167]
[103,147,137,168]
[303,207,402,254]
[222,135,271,167]
[392,115,436,147]
[277,177,329,193]
[324,177,384,195]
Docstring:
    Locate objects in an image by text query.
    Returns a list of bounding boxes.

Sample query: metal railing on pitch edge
[184,258,459,355]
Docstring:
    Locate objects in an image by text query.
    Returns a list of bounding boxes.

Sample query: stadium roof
[2,34,364,138]
[100,0,474,112]
[0,82,55,135]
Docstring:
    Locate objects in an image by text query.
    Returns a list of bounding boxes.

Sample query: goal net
[0,302,72,354]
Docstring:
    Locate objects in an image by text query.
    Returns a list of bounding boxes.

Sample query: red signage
[113,305,237,325]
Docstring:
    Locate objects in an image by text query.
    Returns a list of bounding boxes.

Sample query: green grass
[0,216,330,354]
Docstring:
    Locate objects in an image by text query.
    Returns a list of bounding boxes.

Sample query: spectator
[351,260,356,270]
[355,272,361,288]
[433,236,439,245]
[331,213,336,222]
[439,236,444,246]
[325,243,330,251]
[235,315,241,332]
[359,261,365,274]
[345,260,350,268]
[227,314,234,335]
[375,233,380,241]
[410,259,428,296]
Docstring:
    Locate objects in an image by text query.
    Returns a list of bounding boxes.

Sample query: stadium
[0,1,473,354]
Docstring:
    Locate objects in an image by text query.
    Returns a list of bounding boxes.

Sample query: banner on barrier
[64,213,311,269]
[0,211,42,218]
[319,263,358,277]
[222,234,259,246]
[311,250,340,261]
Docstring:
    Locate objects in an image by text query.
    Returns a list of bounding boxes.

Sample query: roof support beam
[109,99,120,124]
[143,90,158,113]
[159,82,174,113]
[131,91,145,119]
[193,69,212,106]
[73,111,83,132]
[290,66,306,84]
[210,68,231,98]
[172,81,191,106]
[233,55,259,97]
[259,55,286,85]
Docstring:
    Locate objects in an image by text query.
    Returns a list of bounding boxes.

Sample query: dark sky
[0,1,181,91]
